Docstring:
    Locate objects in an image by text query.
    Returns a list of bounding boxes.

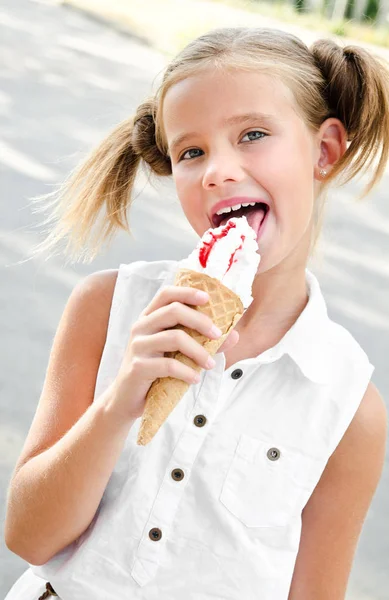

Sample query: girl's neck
[232,266,309,357]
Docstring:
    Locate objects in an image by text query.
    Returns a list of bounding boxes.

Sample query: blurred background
[1,1,388,598]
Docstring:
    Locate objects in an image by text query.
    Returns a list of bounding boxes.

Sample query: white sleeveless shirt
[6,259,375,600]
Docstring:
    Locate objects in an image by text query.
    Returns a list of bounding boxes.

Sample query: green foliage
[331,20,347,35]
[345,0,355,20]
[365,0,379,21]
[244,0,389,46]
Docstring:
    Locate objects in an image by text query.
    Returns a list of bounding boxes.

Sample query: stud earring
[319,168,328,177]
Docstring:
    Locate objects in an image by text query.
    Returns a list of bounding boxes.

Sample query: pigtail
[28,98,172,264]
[311,39,389,198]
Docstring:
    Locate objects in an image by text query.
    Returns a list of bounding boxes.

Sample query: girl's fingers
[137,300,220,341]
[141,286,209,318]
[138,283,240,357]
[133,329,216,372]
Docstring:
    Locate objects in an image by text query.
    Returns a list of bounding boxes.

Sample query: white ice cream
[178,216,260,308]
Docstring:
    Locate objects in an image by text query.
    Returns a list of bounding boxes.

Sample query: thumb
[216,328,239,354]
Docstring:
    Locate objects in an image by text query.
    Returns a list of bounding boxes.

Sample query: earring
[319,168,327,177]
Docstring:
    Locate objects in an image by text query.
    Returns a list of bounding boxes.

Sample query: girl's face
[162,68,321,274]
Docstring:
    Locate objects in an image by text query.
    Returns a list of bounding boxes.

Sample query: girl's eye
[241,130,267,142]
[178,130,267,161]
[179,148,203,161]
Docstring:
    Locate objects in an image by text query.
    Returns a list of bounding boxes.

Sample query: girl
[4,27,388,600]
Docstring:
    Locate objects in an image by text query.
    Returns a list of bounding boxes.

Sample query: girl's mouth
[215,203,269,238]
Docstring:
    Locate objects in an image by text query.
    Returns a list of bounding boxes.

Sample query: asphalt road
[1,1,388,598]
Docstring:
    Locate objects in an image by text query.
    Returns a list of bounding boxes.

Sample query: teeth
[216,206,232,215]
[215,201,256,216]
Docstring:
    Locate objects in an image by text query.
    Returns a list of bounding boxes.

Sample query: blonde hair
[28,27,389,264]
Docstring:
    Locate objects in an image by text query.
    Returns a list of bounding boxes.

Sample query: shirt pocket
[219,432,323,528]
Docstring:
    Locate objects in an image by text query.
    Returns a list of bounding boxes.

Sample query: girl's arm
[288,382,387,600]
[4,270,135,566]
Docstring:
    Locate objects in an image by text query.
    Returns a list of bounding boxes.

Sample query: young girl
[4,27,388,600]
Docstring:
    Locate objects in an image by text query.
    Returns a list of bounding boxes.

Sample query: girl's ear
[314,117,348,181]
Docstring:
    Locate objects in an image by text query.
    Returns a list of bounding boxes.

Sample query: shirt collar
[250,269,332,385]
[171,261,332,385]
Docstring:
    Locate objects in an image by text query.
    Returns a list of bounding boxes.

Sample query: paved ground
[0,1,388,598]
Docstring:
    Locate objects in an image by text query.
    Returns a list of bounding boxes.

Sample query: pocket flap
[220,432,325,528]
[235,433,262,462]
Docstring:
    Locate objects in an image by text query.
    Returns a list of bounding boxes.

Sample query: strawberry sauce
[227,235,245,273]
[199,220,245,274]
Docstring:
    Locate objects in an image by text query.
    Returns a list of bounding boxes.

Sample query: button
[231,368,243,379]
[171,468,184,481]
[45,583,58,597]
[267,447,281,461]
[194,414,207,427]
[149,527,162,541]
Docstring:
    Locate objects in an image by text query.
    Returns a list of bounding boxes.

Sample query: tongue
[220,205,266,235]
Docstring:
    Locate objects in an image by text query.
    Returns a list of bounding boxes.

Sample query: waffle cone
[136,269,244,445]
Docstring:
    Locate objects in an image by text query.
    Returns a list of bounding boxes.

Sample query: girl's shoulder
[10,268,121,481]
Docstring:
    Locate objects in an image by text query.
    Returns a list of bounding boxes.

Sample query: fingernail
[210,325,222,338]
[206,356,216,369]
[196,291,209,302]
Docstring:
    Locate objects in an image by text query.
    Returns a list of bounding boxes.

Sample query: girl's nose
[202,155,245,189]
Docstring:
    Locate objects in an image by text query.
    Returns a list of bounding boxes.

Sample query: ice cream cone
[136,268,244,446]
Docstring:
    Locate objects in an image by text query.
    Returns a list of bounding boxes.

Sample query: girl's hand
[108,286,239,421]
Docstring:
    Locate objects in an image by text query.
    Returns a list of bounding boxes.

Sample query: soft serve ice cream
[178,215,260,309]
